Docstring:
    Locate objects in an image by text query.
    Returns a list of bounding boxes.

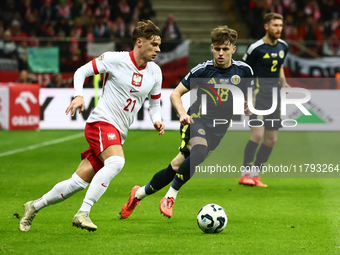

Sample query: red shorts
[81,121,122,172]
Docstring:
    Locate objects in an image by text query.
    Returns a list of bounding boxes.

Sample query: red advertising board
[0,83,40,130]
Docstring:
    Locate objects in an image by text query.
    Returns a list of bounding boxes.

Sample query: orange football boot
[120,186,141,219]
[160,197,175,218]
[252,177,268,187]
[239,174,256,186]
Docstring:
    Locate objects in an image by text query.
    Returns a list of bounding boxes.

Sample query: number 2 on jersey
[271,60,278,72]
[124,98,136,112]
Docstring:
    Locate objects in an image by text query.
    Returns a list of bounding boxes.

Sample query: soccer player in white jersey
[19,20,164,232]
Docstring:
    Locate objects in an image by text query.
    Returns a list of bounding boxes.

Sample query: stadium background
[0,0,340,254]
[1,0,340,88]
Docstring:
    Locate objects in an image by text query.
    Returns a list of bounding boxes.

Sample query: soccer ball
[197,204,228,233]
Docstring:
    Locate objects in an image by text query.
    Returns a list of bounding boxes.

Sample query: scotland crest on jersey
[231,75,241,85]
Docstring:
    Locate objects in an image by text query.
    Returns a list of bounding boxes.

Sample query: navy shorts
[179,118,226,157]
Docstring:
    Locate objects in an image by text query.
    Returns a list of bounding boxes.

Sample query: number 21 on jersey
[124,98,136,112]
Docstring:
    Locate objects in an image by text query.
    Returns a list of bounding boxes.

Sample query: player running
[19,20,164,232]
[120,25,254,219]
[238,13,289,187]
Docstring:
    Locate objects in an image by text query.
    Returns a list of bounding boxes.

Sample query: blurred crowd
[236,0,340,57]
[6,0,339,87]
[0,0,156,75]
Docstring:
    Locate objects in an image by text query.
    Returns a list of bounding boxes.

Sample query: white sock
[164,186,178,200]
[241,167,251,177]
[250,170,260,178]
[34,173,89,211]
[80,156,125,212]
[135,186,147,200]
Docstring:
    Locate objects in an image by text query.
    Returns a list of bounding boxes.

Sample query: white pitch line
[0,132,84,158]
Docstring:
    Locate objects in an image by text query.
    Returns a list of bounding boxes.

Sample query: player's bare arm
[244,90,254,116]
[170,82,192,126]
[279,64,290,88]
[65,96,85,117]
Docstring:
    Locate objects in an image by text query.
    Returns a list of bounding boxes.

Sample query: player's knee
[170,159,182,172]
[264,137,277,147]
[170,152,187,172]
[272,136,277,145]
[191,145,208,165]
[170,163,179,172]
[104,156,125,179]
[251,133,263,143]
[72,173,89,189]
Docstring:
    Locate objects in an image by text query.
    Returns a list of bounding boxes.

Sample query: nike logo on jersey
[130,89,139,93]
[101,183,107,187]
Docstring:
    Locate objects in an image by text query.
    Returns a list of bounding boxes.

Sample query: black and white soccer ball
[197,204,228,233]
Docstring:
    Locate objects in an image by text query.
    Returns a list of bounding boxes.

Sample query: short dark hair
[263,13,283,24]
[211,25,238,45]
[132,20,161,46]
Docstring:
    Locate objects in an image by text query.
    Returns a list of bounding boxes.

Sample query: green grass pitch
[0,129,339,254]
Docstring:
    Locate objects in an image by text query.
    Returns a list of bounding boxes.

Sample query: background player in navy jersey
[120,25,254,219]
[239,13,290,187]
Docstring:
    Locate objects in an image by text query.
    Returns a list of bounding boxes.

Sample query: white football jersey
[73,51,162,143]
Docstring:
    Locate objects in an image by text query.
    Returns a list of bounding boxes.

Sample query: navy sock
[254,143,273,170]
[145,164,176,195]
[171,145,208,191]
[243,140,259,168]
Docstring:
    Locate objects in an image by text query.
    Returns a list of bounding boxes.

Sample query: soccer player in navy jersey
[121,25,254,219]
[238,13,290,187]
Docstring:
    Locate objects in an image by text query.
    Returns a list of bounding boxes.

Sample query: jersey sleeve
[148,64,162,123]
[73,51,118,97]
[180,64,201,90]
[283,43,289,61]
[241,65,255,97]
[242,46,257,68]
[148,64,162,99]
[91,51,119,75]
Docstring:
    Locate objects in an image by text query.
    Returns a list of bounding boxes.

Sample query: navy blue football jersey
[242,38,288,99]
[181,59,254,131]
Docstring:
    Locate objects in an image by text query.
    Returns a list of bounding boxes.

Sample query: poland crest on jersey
[107,133,116,140]
[132,72,143,87]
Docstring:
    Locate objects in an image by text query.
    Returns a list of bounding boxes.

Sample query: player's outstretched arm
[153,121,165,135]
[65,96,85,117]
[170,82,192,126]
